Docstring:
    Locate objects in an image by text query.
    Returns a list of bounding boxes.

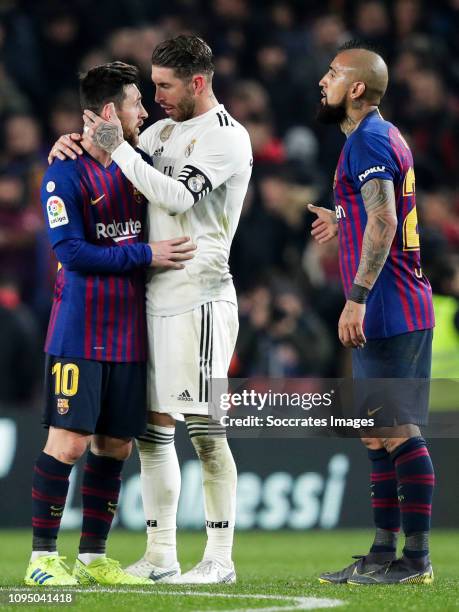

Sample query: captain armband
[177,165,212,203]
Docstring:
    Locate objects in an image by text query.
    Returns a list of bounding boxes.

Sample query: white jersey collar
[175,103,225,127]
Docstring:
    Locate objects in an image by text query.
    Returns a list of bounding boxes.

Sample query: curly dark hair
[151,34,214,80]
[79,61,139,113]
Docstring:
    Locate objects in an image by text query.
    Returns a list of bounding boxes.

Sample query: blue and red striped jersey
[42,151,149,362]
[334,110,434,339]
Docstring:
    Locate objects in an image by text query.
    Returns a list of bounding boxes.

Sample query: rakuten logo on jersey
[96,219,142,242]
[358,166,385,182]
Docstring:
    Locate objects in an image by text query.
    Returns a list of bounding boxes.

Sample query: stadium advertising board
[0,410,457,529]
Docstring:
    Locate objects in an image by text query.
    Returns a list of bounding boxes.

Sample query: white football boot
[124,557,181,583]
[177,560,236,584]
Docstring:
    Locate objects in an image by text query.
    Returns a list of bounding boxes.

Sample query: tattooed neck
[92,122,124,154]
[341,107,380,138]
[341,116,358,137]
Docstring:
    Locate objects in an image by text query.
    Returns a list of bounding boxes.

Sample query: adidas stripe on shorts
[147,300,238,415]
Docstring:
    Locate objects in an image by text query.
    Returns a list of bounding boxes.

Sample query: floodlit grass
[1,529,458,611]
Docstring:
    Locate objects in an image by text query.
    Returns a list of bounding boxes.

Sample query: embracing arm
[54,239,152,274]
[111,142,195,214]
[55,236,195,274]
[83,107,195,214]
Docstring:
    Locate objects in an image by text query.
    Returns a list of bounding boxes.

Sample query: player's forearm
[353,178,397,291]
[354,216,396,289]
[111,142,195,214]
[54,238,152,274]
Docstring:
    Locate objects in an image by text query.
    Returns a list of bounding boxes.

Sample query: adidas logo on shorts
[177,389,193,401]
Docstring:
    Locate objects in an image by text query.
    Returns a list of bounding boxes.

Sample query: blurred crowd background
[1,0,458,407]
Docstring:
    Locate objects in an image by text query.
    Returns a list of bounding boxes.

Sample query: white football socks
[30,551,58,561]
[78,553,105,565]
[186,417,237,568]
[137,424,180,568]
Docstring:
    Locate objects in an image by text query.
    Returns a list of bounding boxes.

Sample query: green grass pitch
[1,530,458,611]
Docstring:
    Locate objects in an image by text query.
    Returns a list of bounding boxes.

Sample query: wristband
[349,283,370,304]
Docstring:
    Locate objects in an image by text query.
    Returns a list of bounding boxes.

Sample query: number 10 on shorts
[51,362,79,397]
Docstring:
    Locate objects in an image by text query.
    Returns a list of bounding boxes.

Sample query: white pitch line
[0,588,344,611]
[189,593,345,612]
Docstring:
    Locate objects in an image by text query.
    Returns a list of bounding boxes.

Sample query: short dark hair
[338,38,384,59]
[79,61,139,114]
[151,35,214,80]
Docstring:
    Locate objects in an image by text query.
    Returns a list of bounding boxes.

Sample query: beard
[316,95,347,125]
[175,94,196,122]
[123,127,139,147]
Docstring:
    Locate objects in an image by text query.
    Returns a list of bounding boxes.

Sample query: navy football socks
[367,448,399,559]
[79,451,123,554]
[391,437,435,564]
[32,452,73,551]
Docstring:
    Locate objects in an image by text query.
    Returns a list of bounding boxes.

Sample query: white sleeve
[111,141,195,214]
[111,125,252,215]
[177,126,252,202]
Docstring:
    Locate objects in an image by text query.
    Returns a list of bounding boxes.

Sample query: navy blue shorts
[43,355,147,438]
[350,329,433,426]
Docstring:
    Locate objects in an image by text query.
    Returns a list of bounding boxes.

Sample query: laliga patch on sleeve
[47,196,69,228]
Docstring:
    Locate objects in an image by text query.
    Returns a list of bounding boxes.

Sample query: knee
[382,438,406,455]
[45,437,88,464]
[192,436,220,470]
[92,438,132,461]
[110,441,132,461]
[192,436,215,463]
[360,437,384,451]
[150,412,176,427]
[192,436,236,477]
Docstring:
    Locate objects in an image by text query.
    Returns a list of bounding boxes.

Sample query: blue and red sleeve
[348,131,398,190]
[41,159,85,247]
[42,159,152,273]
[54,238,152,274]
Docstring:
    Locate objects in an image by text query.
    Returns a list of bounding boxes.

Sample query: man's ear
[192,75,206,95]
[100,103,115,121]
[351,81,366,100]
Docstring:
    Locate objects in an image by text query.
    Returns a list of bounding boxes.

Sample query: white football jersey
[111,104,252,316]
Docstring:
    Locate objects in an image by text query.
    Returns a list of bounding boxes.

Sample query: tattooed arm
[354,178,398,290]
[338,178,397,348]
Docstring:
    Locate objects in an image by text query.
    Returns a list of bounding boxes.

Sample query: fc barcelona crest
[57,398,70,415]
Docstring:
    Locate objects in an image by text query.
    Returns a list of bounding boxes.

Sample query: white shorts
[147,301,238,415]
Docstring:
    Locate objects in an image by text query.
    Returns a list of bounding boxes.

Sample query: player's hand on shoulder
[149,236,197,270]
[308,203,338,243]
[48,134,83,164]
[338,300,366,349]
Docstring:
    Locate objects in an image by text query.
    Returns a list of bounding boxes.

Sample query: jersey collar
[348,109,381,141]
[176,103,225,127]
[359,109,381,129]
